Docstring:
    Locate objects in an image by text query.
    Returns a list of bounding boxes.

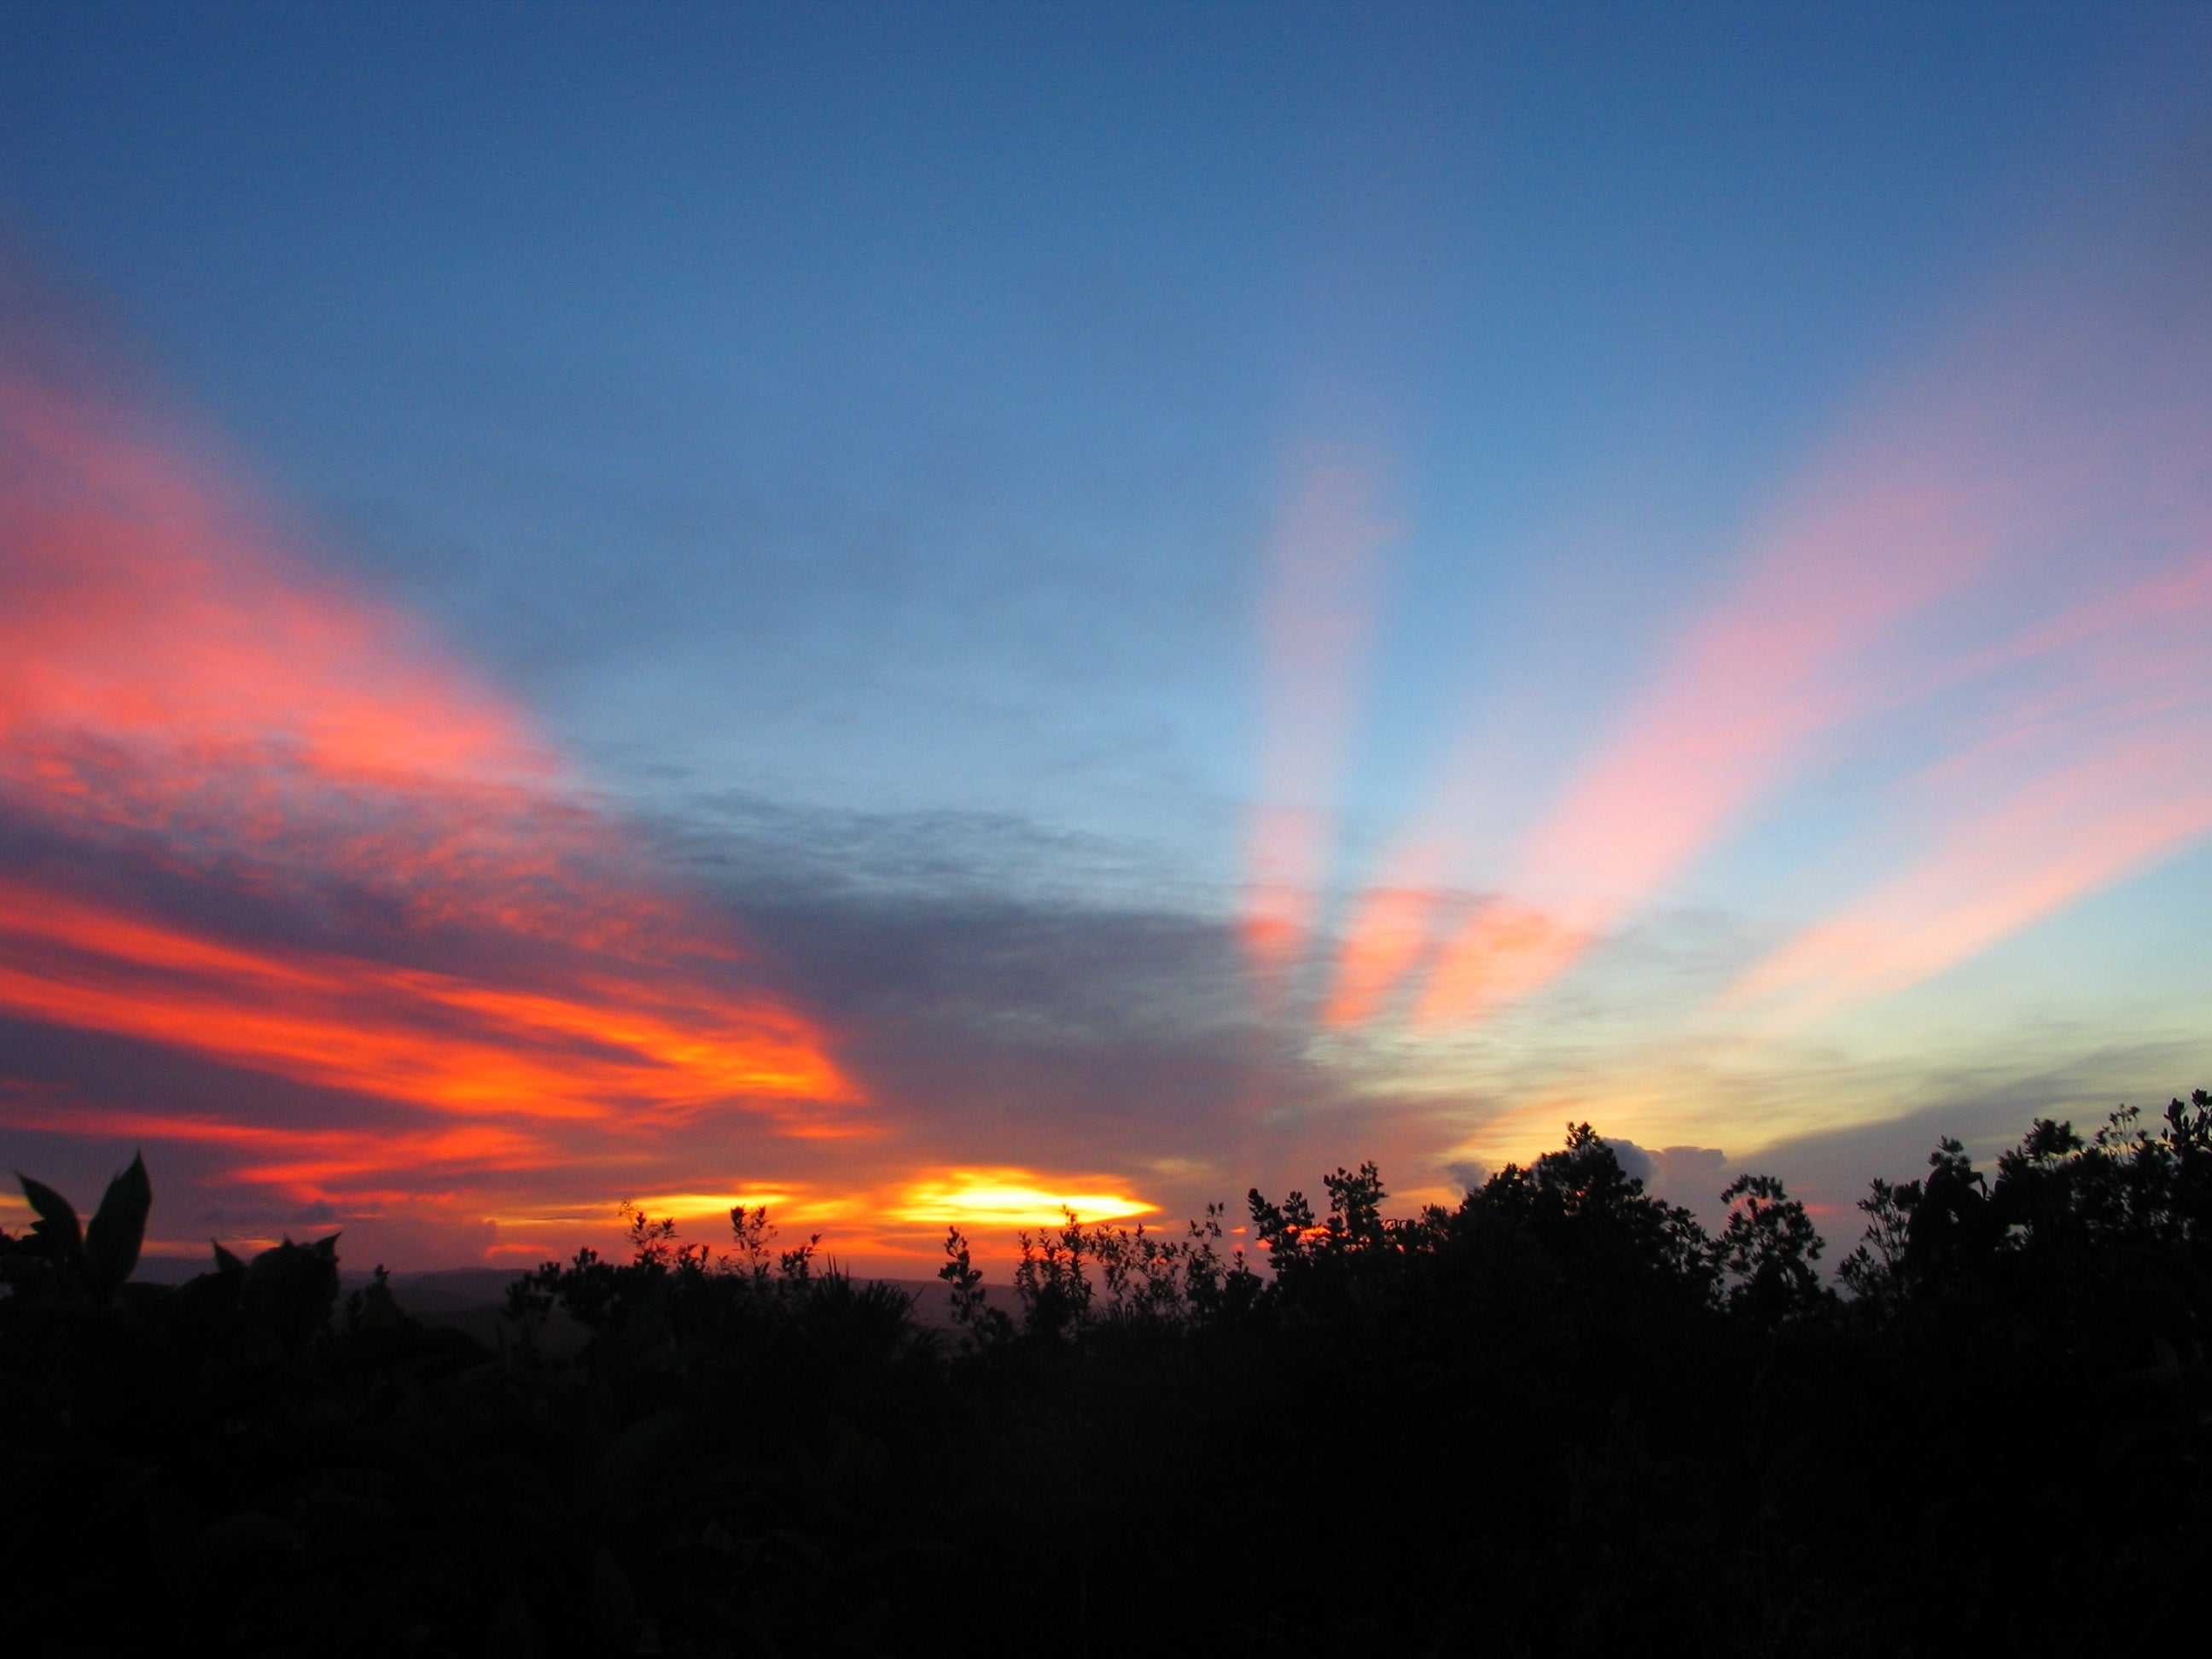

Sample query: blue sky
[2,3,2208,1267]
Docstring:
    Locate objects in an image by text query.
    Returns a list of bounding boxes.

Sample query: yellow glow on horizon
[1436,1088,1695,1179]
[484,1190,861,1231]
[887,1168,1157,1229]
[474,1173,1159,1263]
[625,1190,794,1217]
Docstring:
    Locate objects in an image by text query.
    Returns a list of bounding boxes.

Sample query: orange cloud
[1324,870,1452,1027]
[0,1103,549,1205]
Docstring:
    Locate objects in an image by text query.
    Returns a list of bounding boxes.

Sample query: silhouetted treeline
[5,1092,2209,1656]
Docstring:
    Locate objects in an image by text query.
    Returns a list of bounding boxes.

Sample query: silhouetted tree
[10,1091,2211,1656]
[1903,1135,1999,1287]
[1454,1122,1720,1318]
[1837,1173,1920,1316]
[1714,1172,1831,1326]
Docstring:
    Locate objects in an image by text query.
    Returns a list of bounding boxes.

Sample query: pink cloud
[1726,732,2212,1021]
[1406,441,2005,1027]
[1726,543,2212,1022]
[0,338,864,1214]
[1243,457,1390,982]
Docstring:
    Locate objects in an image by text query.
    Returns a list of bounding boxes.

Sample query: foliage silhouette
[2,1150,151,1305]
[1714,1171,1831,1325]
[4,1094,2211,1656]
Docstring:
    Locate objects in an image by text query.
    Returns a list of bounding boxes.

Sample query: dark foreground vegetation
[7,1093,2212,1656]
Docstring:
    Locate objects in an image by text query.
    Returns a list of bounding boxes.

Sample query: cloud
[1600,1138,1732,1209]
[1243,455,1392,981]
[0,704,1457,1267]
[0,321,863,1252]
[1441,1159,1488,1195]
[1404,413,2010,1028]
[1330,164,2212,1034]
[0,877,851,1127]
[5,221,2203,1277]
[1724,556,2212,1025]
[0,1103,548,1205]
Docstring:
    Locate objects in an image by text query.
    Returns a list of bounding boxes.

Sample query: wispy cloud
[1411,417,2006,1027]
[1336,185,2212,1033]
[1726,552,2212,1024]
[0,333,863,1215]
[1243,456,1390,983]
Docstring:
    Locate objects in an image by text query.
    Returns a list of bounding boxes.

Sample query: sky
[3,2,2209,1274]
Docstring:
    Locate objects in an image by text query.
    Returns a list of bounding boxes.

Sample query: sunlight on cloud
[886,1169,1158,1229]
[0,332,864,1218]
[0,1103,549,1206]
[1324,872,1453,1027]
[0,882,851,1125]
[484,1190,861,1231]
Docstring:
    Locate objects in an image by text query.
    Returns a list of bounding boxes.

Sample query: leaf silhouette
[16,1173,84,1266]
[84,1151,151,1296]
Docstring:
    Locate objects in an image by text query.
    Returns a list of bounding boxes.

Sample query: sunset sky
[3,3,2208,1273]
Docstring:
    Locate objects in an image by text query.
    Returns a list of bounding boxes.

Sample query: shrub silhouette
[5,1094,2209,1656]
